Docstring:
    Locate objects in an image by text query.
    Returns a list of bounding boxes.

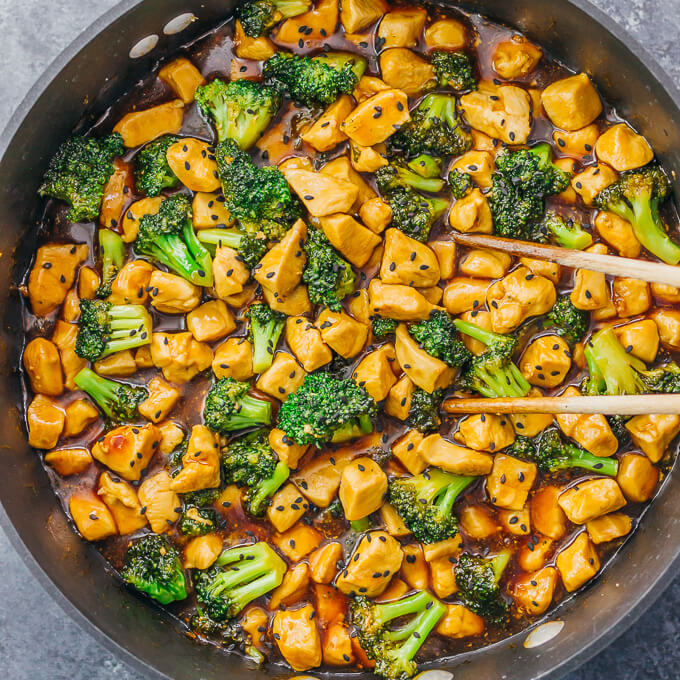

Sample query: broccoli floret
[431,50,477,92]
[196,227,268,269]
[302,227,356,311]
[182,487,220,507]
[594,165,680,264]
[262,51,366,106]
[407,154,442,179]
[541,212,593,250]
[372,316,398,339]
[121,534,187,605]
[376,163,449,242]
[448,168,473,200]
[134,135,179,196]
[277,372,377,446]
[190,614,265,664]
[488,143,572,239]
[351,590,446,680]
[195,79,281,150]
[389,469,474,543]
[453,319,530,398]
[39,133,124,222]
[73,367,147,423]
[455,551,511,623]
[135,193,213,286]
[203,378,273,434]
[222,429,289,516]
[75,299,152,361]
[194,542,286,621]
[509,429,618,476]
[389,94,472,158]
[245,302,286,374]
[236,0,311,37]
[96,228,125,298]
[216,139,301,242]
[179,506,217,536]
[406,387,446,434]
[544,295,589,346]
[583,326,680,396]
[409,310,472,368]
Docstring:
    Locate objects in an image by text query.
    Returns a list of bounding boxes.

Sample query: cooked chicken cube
[138,377,180,424]
[651,309,680,351]
[458,248,512,279]
[272,605,323,672]
[309,541,343,584]
[269,428,309,470]
[301,96,354,152]
[352,344,398,402]
[448,189,493,234]
[121,197,163,243]
[558,478,626,524]
[316,309,367,358]
[150,332,213,383]
[520,335,572,388]
[320,213,381,268]
[442,278,491,315]
[486,454,538,510]
[380,229,440,287]
[284,168,358,217]
[369,279,441,321]
[498,507,531,536]
[91,423,160,481]
[341,89,411,146]
[273,523,323,561]
[183,534,223,570]
[159,57,205,103]
[256,352,306,400]
[571,163,618,205]
[114,99,184,147]
[625,413,680,463]
[23,337,63,396]
[530,485,567,540]
[511,566,558,615]
[263,284,313,316]
[97,471,147,535]
[613,319,659,363]
[286,316,332,372]
[595,123,653,171]
[556,532,600,592]
[339,457,388,520]
[109,259,155,304]
[149,270,201,314]
[553,124,599,159]
[454,414,516,452]
[267,483,309,533]
[541,73,602,130]
[138,469,181,533]
[254,218,307,297]
[93,350,137,377]
[27,394,64,449]
[351,143,389,175]
[212,337,254,381]
[493,37,542,79]
[378,8,427,48]
[587,512,633,544]
[44,447,92,476]
[379,48,435,95]
[69,492,118,541]
[270,562,310,610]
[594,210,641,258]
[612,277,651,318]
[418,434,494,475]
[186,300,236,343]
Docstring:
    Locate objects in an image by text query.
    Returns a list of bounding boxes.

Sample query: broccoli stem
[249,312,285,374]
[104,305,153,356]
[249,461,290,515]
[197,228,244,251]
[331,413,374,443]
[97,229,125,297]
[436,474,475,516]
[630,196,680,265]
[452,318,501,347]
[544,216,593,250]
[473,362,530,398]
[408,154,442,179]
[563,447,619,476]
[224,394,273,430]
[350,517,371,532]
[396,165,445,193]
[586,327,646,395]
[73,367,144,421]
[489,551,511,582]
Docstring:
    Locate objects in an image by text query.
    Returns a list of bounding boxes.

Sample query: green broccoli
[594,165,680,264]
[350,590,446,680]
[236,0,311,37]
[203,378,273,434]
[121,534,187,605]
[73,367,147,423]
[246,302,286,373]
[195,79,281,149]
[453,319,531,398]
[488,143,572,239]
[182,487,221,508]
[193,542,286,621]
[75,299,152,361]
[409,310,472,368]
[179,506,218,536]
[388,468,475,543]
[190,614,264,664]
[96,228,125,298]
[431,50,477,91]
[277,372,376,446]
[376,162,449,242]
[196,227,268,269]
[389,94,472,158]
[302,227,356,311]
[407,154,442,179]
[222,429,290,516]
[372,316,398,339]
[509,429,618,476]
[541,212,593,250]
[406,387,446,434]
[455,551,511,623]
[448,168,474,199]
[39,133,124,222]
[134,135,179,196]
[135,193,213,286]
[216,139,301,242]
[544,295,590,346]
[262,51,366,106]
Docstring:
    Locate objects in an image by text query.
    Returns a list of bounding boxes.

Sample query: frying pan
[1,1,679,678]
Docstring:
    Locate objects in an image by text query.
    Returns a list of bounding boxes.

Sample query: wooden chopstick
[442,394,680,415]
[450,232,680,287]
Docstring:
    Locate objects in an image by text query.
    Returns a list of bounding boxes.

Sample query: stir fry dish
[20,0,680,676]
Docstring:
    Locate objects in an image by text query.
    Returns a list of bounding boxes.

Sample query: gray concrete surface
[1,0,680,678]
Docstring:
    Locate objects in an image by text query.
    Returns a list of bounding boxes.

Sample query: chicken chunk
[166,138,220,192]
[613,319,659,363]
[454,414,516,452]
[625,413,680,463]
[23,338,63,396]
[586,512,632,544]
[171,425,221,493]
[315,309,367,358]
[460,82,532,145]
[336,531,403,597]
[69,492,117,541]
[379,48,435,95]
[267,483,310,534]
[138,376,180,424]
[138,469,181,533]
[27,394,64,449]
[339,457,388,520]
[448,189,493,234]
[44,447,93,476]
[212,337,254,381]
[273,523,323,561]
[270,562,310,610]
[594,210,640,258]
[159,57,205,103]
[186,300,236,343]
[91,423,161,481]
[109,259,155,304]
[351,144,389,175]
[424,18,467,50]
[352,344,398,402]
[487,266,556,333]
[436,604,485,638]
[418,434,494,475]
[556,532,600,592]
[651,309,680,351]
[341,0,387,32]
[617,453,659,503]
[320,213,381,268]
[254,218,307,297]
[257,352,306,400]
[442,278,490,315]
[341,89,411,146]
[595,123,653,172]
[558,478,626,524]
[148,270,201,314]
[541,73,602,131]
[450,151,495,190]
[284,168,358,217]
[285,316,332,372]
[114,99,184,147]
[192,191,233,229]
[150,332,213,383]
[183,533,223,570]
[233,20,276,60]
[97,471,147,535]
[93,350,137,377]
[571,163,618,205]
[486,454,538,510]
[531,485,567,540]
[309,541,343,584]
[369,279,441,321]
[380,229,440,287]
[492,37,542,79]
[28,243,88,316]
[378,8,427,48]
[458,248,512,279]
[272,605,323,672]
[391,430,426,474]
[51,320,88,391]
[511,566,558,616]
[269,428,309,470]
[520,335,572,388]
